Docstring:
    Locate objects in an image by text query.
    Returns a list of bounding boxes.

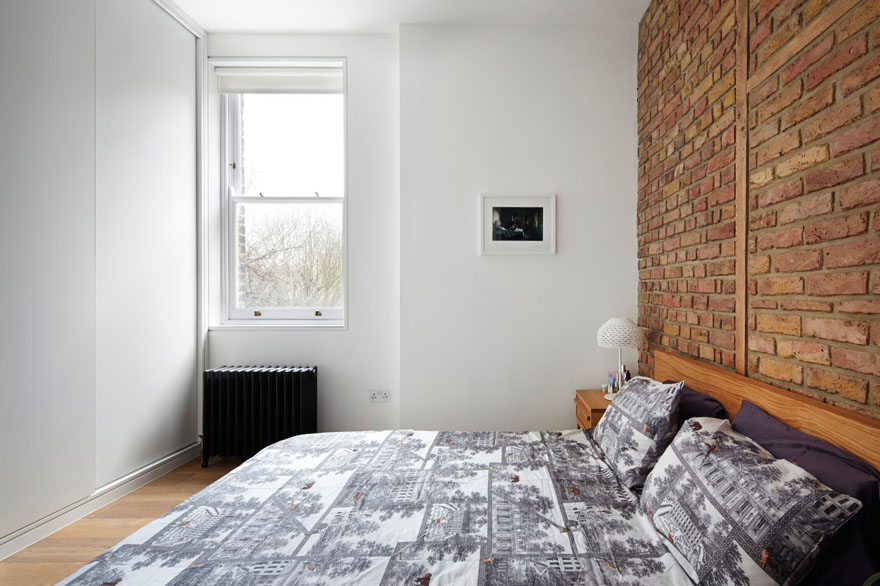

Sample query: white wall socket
[369,389,391,403]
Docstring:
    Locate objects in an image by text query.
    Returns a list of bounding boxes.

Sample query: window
[219,61,346,325]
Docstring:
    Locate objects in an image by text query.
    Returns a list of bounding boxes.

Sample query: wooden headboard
[654,350,880,471]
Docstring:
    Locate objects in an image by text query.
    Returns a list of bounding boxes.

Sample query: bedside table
[574,389,611,429]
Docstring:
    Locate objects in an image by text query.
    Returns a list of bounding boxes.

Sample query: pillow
[732,401,880,586]
[663,380,726,425]
[642,417,862,586]
[592,377,683,489]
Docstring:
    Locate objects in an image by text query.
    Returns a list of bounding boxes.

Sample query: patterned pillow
[592,377,684,489]
[641,417,862,586]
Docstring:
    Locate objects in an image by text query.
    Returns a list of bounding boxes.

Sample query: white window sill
[208,322,347,332]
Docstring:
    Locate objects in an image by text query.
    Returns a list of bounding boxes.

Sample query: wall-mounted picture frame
[481,193,556,255]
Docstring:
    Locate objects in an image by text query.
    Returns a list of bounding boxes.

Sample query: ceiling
[172,0,651,34]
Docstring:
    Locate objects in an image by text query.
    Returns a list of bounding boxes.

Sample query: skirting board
[0,441,200,561]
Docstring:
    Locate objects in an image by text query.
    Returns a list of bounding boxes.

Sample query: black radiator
[201,366,317,466]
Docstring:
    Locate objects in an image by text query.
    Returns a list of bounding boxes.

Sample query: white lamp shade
[597,317,642,349]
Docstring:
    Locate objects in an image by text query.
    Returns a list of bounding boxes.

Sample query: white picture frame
[481,193,556,255]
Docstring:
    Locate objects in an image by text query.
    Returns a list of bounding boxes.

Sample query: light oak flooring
[0,457,241,586]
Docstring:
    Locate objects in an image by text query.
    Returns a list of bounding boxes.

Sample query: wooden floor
[0,457,240,586]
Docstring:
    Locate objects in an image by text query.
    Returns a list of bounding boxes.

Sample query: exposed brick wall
[638,0,880,419]
[748,0,880,417]
[638,0,740,376]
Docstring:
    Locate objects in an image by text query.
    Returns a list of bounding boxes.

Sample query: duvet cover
[57,429,693,586]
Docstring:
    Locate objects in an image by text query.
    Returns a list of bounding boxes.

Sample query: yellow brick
[751,167,774,188]
[776,145,830,178]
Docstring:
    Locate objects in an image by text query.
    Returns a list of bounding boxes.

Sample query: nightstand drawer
[574,389,610,430]
[576,404,592,429]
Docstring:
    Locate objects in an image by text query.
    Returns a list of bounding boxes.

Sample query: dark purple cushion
[662,381,726,425]
[732,400,880,586]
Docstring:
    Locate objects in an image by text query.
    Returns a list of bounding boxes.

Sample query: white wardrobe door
[0,0,97,538]
[95,0,198,486]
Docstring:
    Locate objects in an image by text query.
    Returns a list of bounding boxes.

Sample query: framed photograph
[481,193,556,255]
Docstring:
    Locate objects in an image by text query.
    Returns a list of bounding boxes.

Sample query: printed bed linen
[57,429,694,586]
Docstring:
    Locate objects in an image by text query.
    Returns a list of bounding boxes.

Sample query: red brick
[756,178,803,208]
[710,330,735,350]
[781,33,834,85]
[832,118,880,156]
[758,79,803,123]
[804,156,865,193]
[708,259,736,276]
[756,0,782,24]
[752,298,779,310]
[803,213,868,243]
[688,279,716,293]
[870,86,880,113]
[832,347,880,376]
[757,132,801,167]
[757,314,802,335]
[805,368,869,402]
[839,177,880,209]
[751,210,778,230]
[837,0,880,41]
[804,271,868,295]
[758,276,804,295]
[780,85,834,129]
[778,192,833,224]
[757,15,802,68]
[801,99,863,143]
[805,34,867,91]
[751,255,771,274]
[772,249,822,272]
[707,221,735,241]
[759,357,804,384]
[778,340,830,365]
[751,76,779,106]
[698,243,721,259]
[749,334,776,354]
[780,300,833,314]
[837,299,880,314]
[804,317,869,344]
[752,118,781,145]
[756,227,803,249]
[841,53,880,97]
[824,239,880,268]
[708,297,736,312]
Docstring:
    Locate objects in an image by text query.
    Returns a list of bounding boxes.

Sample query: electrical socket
[369,389,391,403]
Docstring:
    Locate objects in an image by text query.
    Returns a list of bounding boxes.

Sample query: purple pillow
[732,400,880,586]
[663,380,726,425]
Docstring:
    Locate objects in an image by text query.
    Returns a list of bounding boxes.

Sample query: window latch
[230,162,237,169]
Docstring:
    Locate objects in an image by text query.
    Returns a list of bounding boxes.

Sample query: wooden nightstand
[574,389,611,429]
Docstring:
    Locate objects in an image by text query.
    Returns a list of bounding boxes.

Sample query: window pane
[235,202,343,309]
[240,93,344,198]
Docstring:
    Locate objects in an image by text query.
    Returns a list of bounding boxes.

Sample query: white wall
[399,25,639,431]
[206,34,401,431]
[0,0,97,539]
[95,0,198,486]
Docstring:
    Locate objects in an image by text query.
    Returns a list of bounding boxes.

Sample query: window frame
[218,59,348,328]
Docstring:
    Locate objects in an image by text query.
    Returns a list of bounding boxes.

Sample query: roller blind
[216,65,343,94]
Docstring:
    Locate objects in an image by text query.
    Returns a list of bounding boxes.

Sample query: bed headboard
[653,349,880,471]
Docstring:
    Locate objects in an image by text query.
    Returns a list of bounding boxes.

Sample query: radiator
[201,366,317,466]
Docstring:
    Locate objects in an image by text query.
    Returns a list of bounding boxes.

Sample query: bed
[55,351,880,586]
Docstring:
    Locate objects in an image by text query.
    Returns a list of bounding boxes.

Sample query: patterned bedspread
[58,430,693,586]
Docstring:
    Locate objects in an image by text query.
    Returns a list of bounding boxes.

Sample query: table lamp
[597,317,642,391]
